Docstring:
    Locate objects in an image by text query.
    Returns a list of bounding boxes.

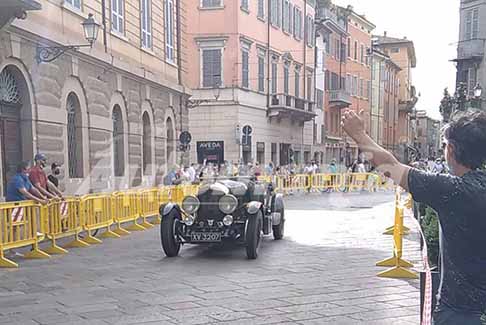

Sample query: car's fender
[160,203,181,218]
[246,201,263,215]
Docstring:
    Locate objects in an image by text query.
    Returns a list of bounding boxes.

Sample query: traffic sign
[179,131,192,145]
[242,125,252,136]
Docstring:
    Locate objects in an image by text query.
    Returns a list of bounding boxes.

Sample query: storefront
[196,141,224,165]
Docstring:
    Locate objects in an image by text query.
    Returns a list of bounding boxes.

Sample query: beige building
[186,0,316,166]
[0,0,190,197]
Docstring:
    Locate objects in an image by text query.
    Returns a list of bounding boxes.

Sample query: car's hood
[198,180,248,197]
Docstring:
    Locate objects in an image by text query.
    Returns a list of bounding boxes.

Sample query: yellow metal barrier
[139,189,160,228]
[170,185,185,205]
[310,173,342,191]
[42,198,89,255]
[376,189,417,279]
[0,200,50,268]
[112,191,146,235]
[81,194,119,244]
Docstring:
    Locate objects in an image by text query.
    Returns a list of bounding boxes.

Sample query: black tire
[246,210,263,260]
[272,209,285,240]
[160,209,181,257]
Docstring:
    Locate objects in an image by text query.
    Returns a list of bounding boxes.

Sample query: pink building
[186,0,316,166]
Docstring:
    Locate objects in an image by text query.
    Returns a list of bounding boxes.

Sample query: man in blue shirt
[6,161,48,204]
[342,110,486,324]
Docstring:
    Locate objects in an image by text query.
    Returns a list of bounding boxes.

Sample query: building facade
[374,32,417,163]
[370,47,400,153]
[455,0,486,108]
[415,110,440,160]
[0,0,189,197]
[187,0,316,166]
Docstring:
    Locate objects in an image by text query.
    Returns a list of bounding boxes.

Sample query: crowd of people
[6,154,63,204]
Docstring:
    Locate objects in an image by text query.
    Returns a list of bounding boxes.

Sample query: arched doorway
[0,66,29,193]
[166,117,175,167]
[66,92,84,178]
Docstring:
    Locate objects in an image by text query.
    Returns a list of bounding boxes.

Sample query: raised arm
[341,109,411,191]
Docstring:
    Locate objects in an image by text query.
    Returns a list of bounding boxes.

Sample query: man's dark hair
[443,111,486,169]
[16,161,30,173]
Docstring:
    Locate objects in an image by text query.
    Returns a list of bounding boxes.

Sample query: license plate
[190,232,221,242]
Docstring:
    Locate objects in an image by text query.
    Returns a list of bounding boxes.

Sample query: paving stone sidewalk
[0,192,421,324]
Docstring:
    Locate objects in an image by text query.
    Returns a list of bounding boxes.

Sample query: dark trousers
[433,304,484,325]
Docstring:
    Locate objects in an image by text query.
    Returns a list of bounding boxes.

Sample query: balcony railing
[329,89,352,108]
[316,7,347,31]
[269,94,316,122]
[456,39,485,61]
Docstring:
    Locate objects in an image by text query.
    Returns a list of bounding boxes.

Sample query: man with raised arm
[341,109,486,324]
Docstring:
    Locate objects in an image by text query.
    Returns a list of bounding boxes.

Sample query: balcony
[455,39,485,61]
[268,94,316,122]
[329,90,352,108]
[316,6,347,32]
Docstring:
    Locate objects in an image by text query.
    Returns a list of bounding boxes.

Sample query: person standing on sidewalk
[342,109,486,324]
[29,153,62,199]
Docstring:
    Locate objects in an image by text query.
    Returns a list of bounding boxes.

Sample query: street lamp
[36,13,100,63]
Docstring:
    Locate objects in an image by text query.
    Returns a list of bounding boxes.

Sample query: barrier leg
[140,217,154,229]
[113,224,130,236]
[82,231,102,244]
[99,226,121,239]
[23,242,50,259]
[376,255,414,268]
[377,266,418,279]
[64,233,90,248]
[0,249,18,268]
[126,221,146,231]
[44,237,68,255]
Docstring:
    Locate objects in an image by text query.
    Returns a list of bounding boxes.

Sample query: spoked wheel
[272,208,285,240]
[246,210,263,260]
[160,210,182,257]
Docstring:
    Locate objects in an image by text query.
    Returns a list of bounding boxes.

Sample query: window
[360,44,364,63]
[367,80,371,99]
[202,49,222,87]
[354,40,358,60]
[277,0,282,27]
[242,50,249,88]
[165,0,175,62]
[352,76,358,96]
[241,0,249,11]
[293,7,302,40]
[468,68,477,95]
[316,89,323,109]
[283,0,290,32]
[288,3,293,35]
[347,38,351,57]
[270,0,278,26]
[324,70,329,91]
[142,112,152,175]
[295,67,300,98]
[346,74,351,93]
[111,0,124,34]
[391,47,400,53]
[258,0,265,19]
[305,15,314,47]
[271,60,278,93]
[359,78,364,97]
[335,39,340,60]
[141,0,152,49]
[465,8,480,40]
[283,63,289,94]
[67,93,83,178]
[307,73,312,101]
[201,0,222,8]
[65,0,81,10]
[258,56,265,92]
[330,72,338,90]
[112,105,125,177]
[341,43,346,63]
[257,142,265,164]
[324,33,330,54]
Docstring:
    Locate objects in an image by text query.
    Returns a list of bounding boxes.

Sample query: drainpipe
[266,0,271,114]
[176,0,182,86]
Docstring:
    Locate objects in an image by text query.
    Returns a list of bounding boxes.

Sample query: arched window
[67,92,83,178]
[112,105,125,176]
[142,111,152,175]
[166,117,174,166]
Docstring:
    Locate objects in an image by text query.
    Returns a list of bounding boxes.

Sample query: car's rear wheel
[246,210,263,260]
[272,208,285,240]
[160,209,181,257]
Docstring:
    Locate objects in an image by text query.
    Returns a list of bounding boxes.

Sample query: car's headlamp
[219,195,238,214]
[182,196,200,214]
[183,215,195,226]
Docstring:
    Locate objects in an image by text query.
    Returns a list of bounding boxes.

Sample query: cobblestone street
[0,192,421,325]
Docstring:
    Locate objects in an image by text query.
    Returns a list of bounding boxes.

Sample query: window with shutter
[141,0,152,49]
[284,64,289,94]
[258,56,265,92]
[202,49,222,88]
[258,0,265,18]
[242,50,249,88]
[241,0,249,11]
[271,61,278,93]
[165,0,175,62]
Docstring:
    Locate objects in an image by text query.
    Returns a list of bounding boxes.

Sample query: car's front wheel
[246,210,263,260]
[160,209,181,257]
[272,208,285,240]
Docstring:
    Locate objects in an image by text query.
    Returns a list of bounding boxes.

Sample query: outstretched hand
[341,109,366,142]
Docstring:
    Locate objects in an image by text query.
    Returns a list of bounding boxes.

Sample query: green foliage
[421,206,440,267]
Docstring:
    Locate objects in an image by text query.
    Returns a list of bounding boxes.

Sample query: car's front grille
[196,190,224,221]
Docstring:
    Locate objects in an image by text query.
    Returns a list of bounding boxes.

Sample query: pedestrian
[188,163,196,183]
[6,161,48,204]
[48,162,62,190]
[29,153,62,199]
[342,109,486,324]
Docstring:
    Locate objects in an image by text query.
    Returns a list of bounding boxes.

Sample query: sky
[333,0,460,120]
